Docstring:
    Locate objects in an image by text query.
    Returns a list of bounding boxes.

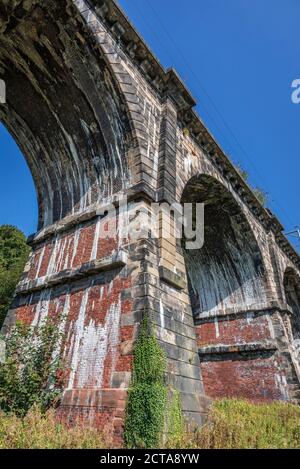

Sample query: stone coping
[194,301,293,323]
[15,250,128,296]
[159,266,187,291]
[198,340,278,356]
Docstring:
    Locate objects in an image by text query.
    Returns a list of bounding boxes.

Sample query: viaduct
[0,0,300,434]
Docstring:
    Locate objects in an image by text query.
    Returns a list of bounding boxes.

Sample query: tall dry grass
[0,399,299,449]
[0,406,112,449]
[166,399,300,449]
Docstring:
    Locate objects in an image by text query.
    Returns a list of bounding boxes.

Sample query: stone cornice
[15,250,128,296]
[198,341,278,357]
[194,301,293,324]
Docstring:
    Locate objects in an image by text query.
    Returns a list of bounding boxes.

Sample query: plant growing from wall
[166,389,184,446]
[0,317,65,417]
[236,166,268,207]
[124,316,168,448]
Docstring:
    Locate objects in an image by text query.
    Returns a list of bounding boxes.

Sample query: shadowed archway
[181,174,267,317]
[284,268,300,344]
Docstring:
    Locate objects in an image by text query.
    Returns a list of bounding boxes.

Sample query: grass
[0,406,112,449]
[166,399,300,449]
[0,399,299,449]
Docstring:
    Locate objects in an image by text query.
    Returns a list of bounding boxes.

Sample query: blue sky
[0,0,299,249]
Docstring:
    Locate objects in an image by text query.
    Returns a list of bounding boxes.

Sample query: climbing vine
[0,318,65,417]
[124,316,168,448]
[166,389,184,445]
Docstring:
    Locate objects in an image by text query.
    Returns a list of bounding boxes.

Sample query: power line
[129,0,237,155]
[142,0,295,228]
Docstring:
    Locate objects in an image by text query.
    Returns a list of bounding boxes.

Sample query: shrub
[124,316,168,448]
[0,318,64,417]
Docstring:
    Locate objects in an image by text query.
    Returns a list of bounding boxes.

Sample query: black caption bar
[0,449,293,467]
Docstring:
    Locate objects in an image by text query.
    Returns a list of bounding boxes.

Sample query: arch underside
[0,0,131,230]
[284,268,300,342]
[181,175,267,317]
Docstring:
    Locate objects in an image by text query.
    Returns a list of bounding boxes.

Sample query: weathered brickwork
[196,314,273,347]
[1,0,300,435]
[201,354,289,401]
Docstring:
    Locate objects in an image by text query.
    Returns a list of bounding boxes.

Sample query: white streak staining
[67,287,91,389]
[46,235,61,276]
[214,317,220,338]
[35,245,45,279]
[275,374,289,400]
[62,128,85,213]
[52,292,70,364]
[159,299,165,330]
[90,216,101,261]
[153,150,158,178]
[63,236,72,270]
[67,286,121,390]
[267,315,275,339]
[142,101,159,177]
[246,312,254,324]
[31,289,52,328]
[184,153,193,175]
[42,169,55,227]
[71,226,81,268]
[118,200,129,248]
[34,227,82,281]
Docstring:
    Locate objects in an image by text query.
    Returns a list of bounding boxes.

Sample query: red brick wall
[26,216,118,282]
[201,355,287,401]
[196,315,271,347]
[15,275,133,384]
[13,215,134,429]
[196,314,290,402]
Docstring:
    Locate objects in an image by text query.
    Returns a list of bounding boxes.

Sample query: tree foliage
[0,225,30,327]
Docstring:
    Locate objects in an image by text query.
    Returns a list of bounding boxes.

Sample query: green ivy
[0,318,64,417]
[166,389,184,444]
[124,316,168,448]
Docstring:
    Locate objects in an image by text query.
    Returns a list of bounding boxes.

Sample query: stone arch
[283,268,300,343]
[0,1,137,230]
[180,174,267,317]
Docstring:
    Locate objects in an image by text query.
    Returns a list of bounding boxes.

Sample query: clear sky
[0,0,299,250]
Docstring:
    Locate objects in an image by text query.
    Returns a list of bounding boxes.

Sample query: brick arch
[283,268,300,342]
[0,0,139,230]
[75,0,149,188]
[180,174,268,316]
